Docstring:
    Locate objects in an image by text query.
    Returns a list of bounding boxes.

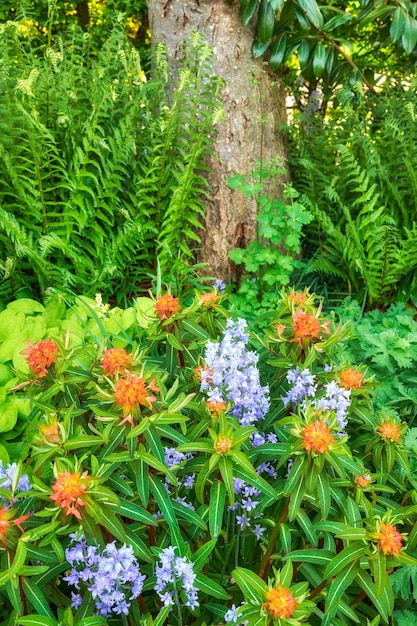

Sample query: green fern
[0,20,222,305]
[290,86,417,308]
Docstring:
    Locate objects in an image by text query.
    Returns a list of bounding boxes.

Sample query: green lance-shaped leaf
[21,578,56,619]
[402,14,417,54]
[149,475,185,551]
[193,537,218,572]
[313,42,327,78]
[283,548,334,567]
[325,560,360,618]
[16,617,58,626]
[232,567,268,604]
[297,0,323,28]
[390,7,406,42]
[209,480,226,538]
[241,0,259,25]
[356,569,391,623]
[324,543,367,579]
[270,34,287,70]
[195,572,230,599]
[257,0,275,42]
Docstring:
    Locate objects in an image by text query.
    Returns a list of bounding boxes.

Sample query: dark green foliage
[0,22,223,306]
[290,82,417,308]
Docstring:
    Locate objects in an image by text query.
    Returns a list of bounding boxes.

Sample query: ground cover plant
[0,287,415,625]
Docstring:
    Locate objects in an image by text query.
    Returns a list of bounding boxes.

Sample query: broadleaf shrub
[0,288,416,624]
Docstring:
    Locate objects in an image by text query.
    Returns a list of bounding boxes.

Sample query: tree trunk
[147,0,289,282]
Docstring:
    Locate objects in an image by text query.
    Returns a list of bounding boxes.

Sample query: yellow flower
[301,420,334,454]
[263,585,297,619]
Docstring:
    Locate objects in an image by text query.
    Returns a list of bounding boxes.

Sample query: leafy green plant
[0,287,415,624]
[290,82,417,308]
[0,20,223,305]
[228,162,313,323]
[336,298,417,424]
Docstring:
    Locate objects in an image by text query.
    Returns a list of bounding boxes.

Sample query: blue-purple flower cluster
[163,447,196,510]
[229,477,269,539]
[0,461,31,498]
[64,534,146,618]
[154,546,199,609]
[200,318,269,426]
[282,367,351,435]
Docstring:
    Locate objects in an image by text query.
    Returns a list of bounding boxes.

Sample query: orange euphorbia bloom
[377,421,401,443]
[199,292,219,308]
[22,339,59,377]
[355,474,371,488]
[287,291,308,307]
[114,375,156,416]
[50,471,90,519]
[340,368,364,390]
[39,420,60,445]
[206,401,227,417]
[301,420,334,454]
[263,585,297,619]
[377,523,403,557]
[215,436,233,454]
[0,506,30,542]
[155,294,182,321]
[101,348,133,376]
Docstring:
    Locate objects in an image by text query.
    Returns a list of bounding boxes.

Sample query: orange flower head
[206,401,227,417]
[155,294,182,321]
[114,375,156,416]
[263,585,297,619]
[22,339,58,377]
[0,506,30,541]
[302,420,334,454]
[340,368,364,390]
[199,292,219,308]
[291,312,321,342]
[287,291,308,307]
[355,473,371,488]
[377,522,403,557]
[377,421,401,444]
[101,348,133,376]
[49,471,90,519]
[39,420,60,445]
[215,436,233,454]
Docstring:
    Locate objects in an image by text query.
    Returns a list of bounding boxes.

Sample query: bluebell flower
[317,381,351,435]
[201,319,269,427]
[64,534,146,618]
[154,546,199,609]
[0,462,31,496]
[213,278,226,293]
[282,367,317,408]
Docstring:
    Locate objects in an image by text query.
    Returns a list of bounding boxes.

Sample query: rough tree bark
[147,0,289,281]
